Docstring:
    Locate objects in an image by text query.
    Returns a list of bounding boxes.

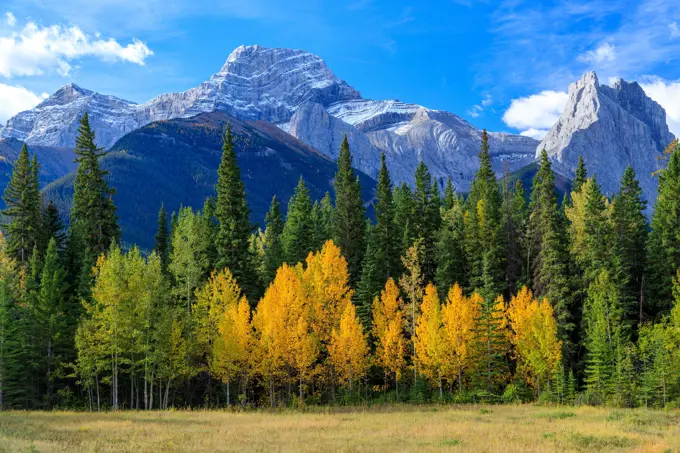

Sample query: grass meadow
[0,404,679,452]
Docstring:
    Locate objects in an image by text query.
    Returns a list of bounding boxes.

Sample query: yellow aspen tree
[372,278,406,395]
[399,240,424,383]
[508,287,561,394]
[194,268,242,380]
[414,283,446,397]
[329,300,369,397]
[216,294,252,405]
[441,283,478,393]
[253,264,298,407]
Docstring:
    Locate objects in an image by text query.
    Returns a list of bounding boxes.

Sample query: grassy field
[0,405,678,452]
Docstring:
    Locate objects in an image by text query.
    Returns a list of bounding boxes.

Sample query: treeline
[1,113,680,410]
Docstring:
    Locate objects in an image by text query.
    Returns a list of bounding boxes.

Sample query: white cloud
[520,128,550,140]
[0,20,153,78]
[578,43,616,64]
[5,12,15,26]
[502,90,568,137]
[468,94,492,118]
[670,21,680,38]
[640,77,680,137]
[0,83,47,123]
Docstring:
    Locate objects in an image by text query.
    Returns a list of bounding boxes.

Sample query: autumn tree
[414,283,445,397]
[441,283,478,393]
[372,278,406,396]
[329,299,369,397]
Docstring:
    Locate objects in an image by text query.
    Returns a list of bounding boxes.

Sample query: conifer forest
[4,112,680,413]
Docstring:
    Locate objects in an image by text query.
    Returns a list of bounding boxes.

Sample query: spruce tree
[572,155,587,194]
[2,144,41,263]
[155,203,169,272]
[502,177,528,296]
[332,135,365,283]
[393,182,414,260]
[262,195,285,286]
[214,123,257,298]
[311,193,334,250]
[464,130,504,299]
[529,150,574,351]
[435,190,466,296]
[70,113,119,257]
[611,167,648,323]
[647,140,680,314]
[282,177,314,265]
[412,161,441,284]
[40,200,65,254]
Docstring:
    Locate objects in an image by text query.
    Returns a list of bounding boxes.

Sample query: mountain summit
[538,71,675,206]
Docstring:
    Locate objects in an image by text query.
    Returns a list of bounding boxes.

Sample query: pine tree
[281,177,314,265]
[2,144,42,263]
[502,177,528,296]
[332,135,365,284]
[214,123,257,299]
[262,195,285,286]
[311,193,334,250]
[528,150,573,351]
[70,113,119,257]
[646,140,680,314]
[393,182,414,259]
[611,167,647,323]
[155,203,169,273]
[471,293,509,396]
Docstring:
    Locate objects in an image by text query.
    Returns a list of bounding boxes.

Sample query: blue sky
[1,0,680,139]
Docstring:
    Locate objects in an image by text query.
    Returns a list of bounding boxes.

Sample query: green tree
[40,200,65,254]
[70,112,119,257]
[2,144,41,263]
[646,141,680,314]
[435,189,466,296]
[528,150,573,350]
[611,167,648,323]
[332,135,365,283]
[311,192,334,250]
[502,177,528,296]
[464,130,504,299]
[572,155,587,194]
[214,123,257,298]
[155,203,170,273]
[411,161,441,283]
[281,177,314,265]
[262,195,285,286]
[393,182,414,260]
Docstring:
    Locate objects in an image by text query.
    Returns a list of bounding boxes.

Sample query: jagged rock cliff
[538,71,675,205]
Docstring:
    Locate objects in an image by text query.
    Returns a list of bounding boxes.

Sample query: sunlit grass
[1,404,678,452]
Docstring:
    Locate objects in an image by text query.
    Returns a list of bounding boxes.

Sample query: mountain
[0,138,76,207]
[2,45,538,193]
[43,111,376,249]
[538,71,675,206]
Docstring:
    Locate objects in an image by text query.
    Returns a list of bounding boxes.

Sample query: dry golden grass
[1,404,679,452]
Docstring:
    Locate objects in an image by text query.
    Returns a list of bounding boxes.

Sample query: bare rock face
[1,44,538,190]
[538,71,675,206]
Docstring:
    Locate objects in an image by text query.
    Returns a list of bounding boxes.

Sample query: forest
[1,112,679,412]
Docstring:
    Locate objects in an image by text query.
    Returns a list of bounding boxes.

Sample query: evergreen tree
[70,112,119,257]
[502,177,528,296]
[40,200,65,253]
[611,167,648,323]
[311,193,334,250]
[528,150,573,351]
[214,123,257,298]
[572,155,587,194]
[262,195,285,286]
[332,135,365,283]
[155,203,170,272]
[435,190,466,296]
[412,161,441,283]
[281,177,314,265]
[34,238,68,407]
[2,144,41,263]
[647,140,680,313]
[472,294,509,396]
[464,130,504,299]
[373,154,398,281]
[393,182,414,260]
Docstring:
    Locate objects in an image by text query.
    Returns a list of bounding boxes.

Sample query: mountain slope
[43,112,376,249]
[538,72,675,206]
[2,45,538,193]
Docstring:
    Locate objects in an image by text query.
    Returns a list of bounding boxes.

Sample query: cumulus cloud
[0,83,47,123]
[502,90,568,138]
[640,77,680,137]
[5,12,15,26]
[578,43,616,64]
[0,20,153,78]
